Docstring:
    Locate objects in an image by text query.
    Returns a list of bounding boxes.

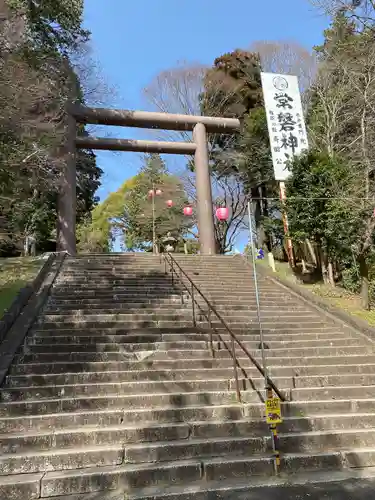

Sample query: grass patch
[259,259,375,327]
[0,257,42,319]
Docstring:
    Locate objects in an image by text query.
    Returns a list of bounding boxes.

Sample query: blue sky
[83,0,328,250]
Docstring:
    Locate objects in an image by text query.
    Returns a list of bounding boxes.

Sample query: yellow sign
[265,398,282,424]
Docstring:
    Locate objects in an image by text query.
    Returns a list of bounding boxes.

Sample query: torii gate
[58,104,240,255]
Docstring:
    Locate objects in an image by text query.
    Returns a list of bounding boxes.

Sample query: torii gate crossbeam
[59,104,240,256]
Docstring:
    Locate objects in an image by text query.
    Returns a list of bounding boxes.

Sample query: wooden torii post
[59,104,240,256]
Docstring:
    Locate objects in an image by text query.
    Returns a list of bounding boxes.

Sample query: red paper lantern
[166,199,173,207]
[183,206,193,216]
[216,207,229,221]
[149,188,162,197]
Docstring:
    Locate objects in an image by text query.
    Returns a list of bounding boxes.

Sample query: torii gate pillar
[193,123,216,255]
[57,113,76,255]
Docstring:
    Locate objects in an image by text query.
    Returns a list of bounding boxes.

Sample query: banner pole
[279,181,294,267]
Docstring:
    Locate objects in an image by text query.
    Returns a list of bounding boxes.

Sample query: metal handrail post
[191,282,196,326]
[179,267,184,304]
[247,200,281,475]
[247,200,270,390]
[231,335,241,402]
[208,309,214,357]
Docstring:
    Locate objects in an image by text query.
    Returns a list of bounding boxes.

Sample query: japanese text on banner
[261,73,308,181]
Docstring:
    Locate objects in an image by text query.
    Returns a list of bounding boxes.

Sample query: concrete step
[5,373,375,402]
[0,422,191,453]
[54,284,282,294]
[28,327,346,341]
[56,275,255,284]
[0,390,257,417]
[0,434,279,475]
[55,277,177,285]
[38,313,328,325]
[46,298,303,309]
[53,285,182,293]
[290,384,375,401]
[0,443,124,475]
[43,303,317,314]
[278,428,375,454]
[1,450,360,497]
[0,379,235,401]
[123,468,375,500]
[122,435,272,464]
[59,270,173,276]
[53,286,284,292]
[50,287,287,296]
[0,456,264,497]
[8,363,375,387]
[11,354,375,375]
[3,414,375,454]
[0,403,247,433]
[38,313,194,323]
[14,345,375,365]
[44,304,193,313]
[116,429,375,464]
[41,307,317,318]
[48,295,185,305]
[23,338,362,351]
[3,399,375,434]
[6,384,375,418]
[34,320,334,331]
[20,337,365,353]
[35,320,195,330]
[25,331,355,345]
[64,263,235,268]
[50,291,185,299]
[209,321,344,330]
[6,371,375,396]
[46,296,297,306]
[6,381,375,415]
[29,327,205,337]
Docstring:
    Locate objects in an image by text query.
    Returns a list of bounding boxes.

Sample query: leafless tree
[307,26,375,307]
[310,0,375,30]
[143,61,240,145]
[181,169,247,253]
[143,62,206,143]
[308,59,353,154]
[314,31,375,192]
[250,40,317,93]
[71,41,118,108]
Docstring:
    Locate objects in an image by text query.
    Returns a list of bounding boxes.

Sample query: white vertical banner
[261,72,308,181]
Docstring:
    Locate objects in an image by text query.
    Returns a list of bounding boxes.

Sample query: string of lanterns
[148,188,229,221]
[182,205,229,221]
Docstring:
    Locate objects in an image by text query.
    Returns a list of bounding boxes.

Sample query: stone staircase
[1,253,375,499]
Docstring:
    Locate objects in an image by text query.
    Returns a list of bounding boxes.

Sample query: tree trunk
[321,260,328,284]
[306,239,317,266]
[358,254,370,310]
[301,259,307,274]
[319,246,328,284]
[328,261,335,287]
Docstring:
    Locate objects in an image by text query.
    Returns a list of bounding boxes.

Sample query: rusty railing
[162,252,285,402]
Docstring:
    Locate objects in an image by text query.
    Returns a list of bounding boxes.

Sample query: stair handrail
[162,252,285,402]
